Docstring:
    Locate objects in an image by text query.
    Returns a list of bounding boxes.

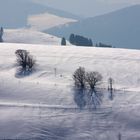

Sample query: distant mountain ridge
[46,5,140,49]
[0,0,81,29]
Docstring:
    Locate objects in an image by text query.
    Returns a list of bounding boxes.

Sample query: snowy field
[3,29,62,45]
[0,43,140,139]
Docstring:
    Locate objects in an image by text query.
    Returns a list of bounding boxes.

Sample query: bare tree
[108,77,114,90]
[15,49,36,75]
[86,71,102,89]
[108,77,114,100]
[73,67,86,88]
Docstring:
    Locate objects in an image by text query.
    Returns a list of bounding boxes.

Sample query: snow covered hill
[28,12,77,31]
[3,29,61,45]
[46,5,140,49]
[0,0,80,29]
[0,43,140,139]
[1,43,140,91]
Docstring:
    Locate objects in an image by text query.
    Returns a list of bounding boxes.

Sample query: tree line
[61,33,113,48]
[69,34,93,46]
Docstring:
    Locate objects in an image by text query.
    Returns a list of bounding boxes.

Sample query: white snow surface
[27,12,77,31]
[3,29,61,45]
[0,43,140,140]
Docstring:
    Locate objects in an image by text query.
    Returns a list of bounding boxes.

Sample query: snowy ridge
[3,29,61,45]
[28,12,77,31]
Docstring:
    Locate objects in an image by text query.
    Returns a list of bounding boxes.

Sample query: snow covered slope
[0,43,140,139]
[1,43,140,90]
[3,29,61,45]
[28,12,77,31]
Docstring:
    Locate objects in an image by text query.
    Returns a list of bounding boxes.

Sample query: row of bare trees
[73,67,102,89]
[73,67,114,90]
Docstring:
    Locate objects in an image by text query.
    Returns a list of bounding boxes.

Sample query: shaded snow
[0,43,140,139]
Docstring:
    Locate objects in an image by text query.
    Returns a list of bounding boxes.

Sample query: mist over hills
[0,0,80,29]
[0,2,140,139]
[1,1,140,49]
[46,5,140,49]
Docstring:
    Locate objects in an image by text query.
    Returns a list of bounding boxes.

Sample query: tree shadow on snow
[73,88,87,109]
[15,67,35,78]
[73,87,103,110]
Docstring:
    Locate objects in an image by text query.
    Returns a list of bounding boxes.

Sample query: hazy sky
[33,0,140,17]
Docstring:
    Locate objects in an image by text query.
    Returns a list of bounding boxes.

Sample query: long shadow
[108,88,114,101]
[73,87,103,110]
[73,88,86,109]
[15,67,34,78]
[86,89,103,110]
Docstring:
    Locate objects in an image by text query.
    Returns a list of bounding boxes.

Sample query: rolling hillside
[0,0,80,29]
[0,43,140,139]
[46,5,140,49]
[3,29,61,45]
